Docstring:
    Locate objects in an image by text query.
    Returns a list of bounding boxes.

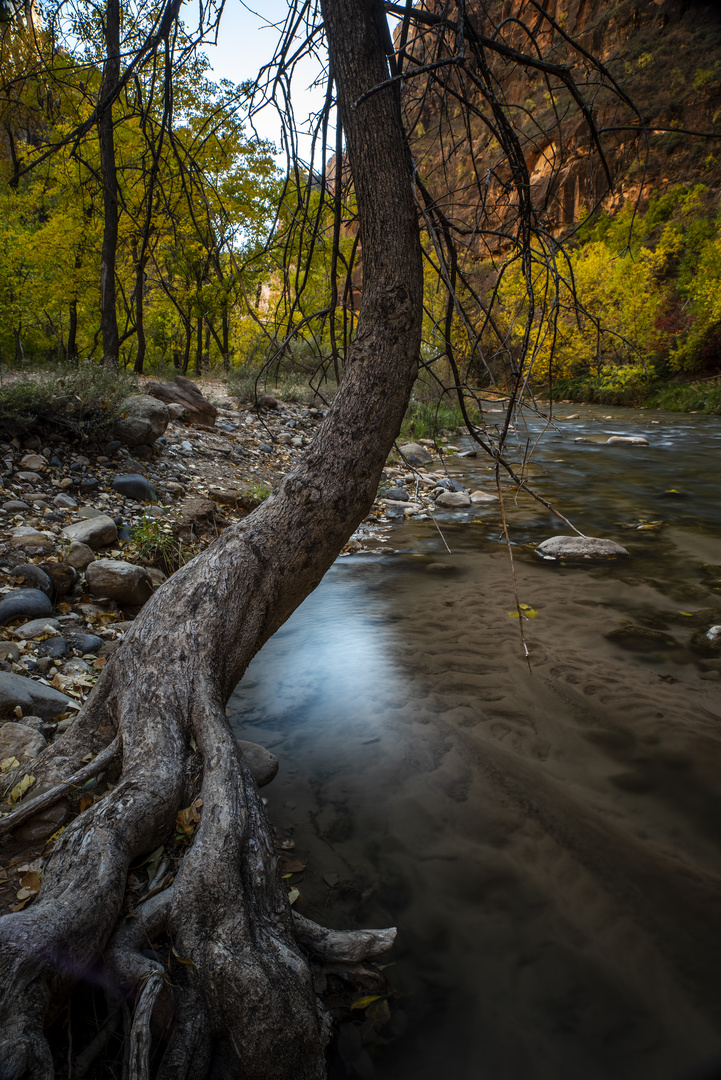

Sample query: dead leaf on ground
[8,774,35,804]
[350,994,384,1011]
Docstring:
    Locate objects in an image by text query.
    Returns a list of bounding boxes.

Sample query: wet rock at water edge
[85,559,154,608]
[65,541,95,570]
[536,536,629,561]
[0,671,72,719]
[10,564,52,596]
[0,588,53,626]
[398,442,433,466]
[606,435,649,446]
[470,491,499,505]
[62,514,118,550]
[435,490,471,508]
[0,721,47,763]
[384,504,405,520]
[606,625,678,651]
[380,487,409,502]
[236,740,279,788]
[689,625,721,656]
[112,473,157,503]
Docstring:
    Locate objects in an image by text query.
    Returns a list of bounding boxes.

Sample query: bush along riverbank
[549,373,721,413]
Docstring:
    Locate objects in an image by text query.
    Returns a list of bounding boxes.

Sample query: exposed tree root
[0,3,422,1074]
[0,735,122,839]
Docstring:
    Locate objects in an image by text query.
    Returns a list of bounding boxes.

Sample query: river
[229,403,721,1080]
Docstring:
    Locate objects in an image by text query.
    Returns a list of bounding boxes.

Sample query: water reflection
[230,406,721,1080]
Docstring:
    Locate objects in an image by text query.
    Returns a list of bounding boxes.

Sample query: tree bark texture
[98,0,120,372]
[0,2,423,1076]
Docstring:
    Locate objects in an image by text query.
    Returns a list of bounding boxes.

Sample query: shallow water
[229,404,721,1080]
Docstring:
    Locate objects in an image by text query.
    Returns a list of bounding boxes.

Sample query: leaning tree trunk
[0,2,423,1077]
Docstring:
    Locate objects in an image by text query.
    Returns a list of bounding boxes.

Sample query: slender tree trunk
[195,314,203,375]
[221,302,231,373]
[98,0,120,372]
[67,299,78,365]
[0,1,422,1075]
[133,256,147,373]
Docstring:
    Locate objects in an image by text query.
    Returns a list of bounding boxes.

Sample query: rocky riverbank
[0,376,500,912]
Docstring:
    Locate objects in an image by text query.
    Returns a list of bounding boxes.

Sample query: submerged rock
[536,536,629,560]
[606,626,677,651]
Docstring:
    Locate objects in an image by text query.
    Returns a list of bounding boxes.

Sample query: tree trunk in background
[0,1,423,1075]
[98,0,120,372]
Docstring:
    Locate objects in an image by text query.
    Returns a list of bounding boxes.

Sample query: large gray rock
[112,473,156,503]
[435,490,471,508]
[470,491,499,505]
[398,442,433,466]
[380,487,409,502]
[236,740,279,788]
[146,376,217,428]
[85,559,154,607]
[0,589,53,626]
[62,514,118,550]
[0,721,47,763]
[114,395,169,448]
[65,541,95,570]
[0,671,71,719]
[536,536,629,560]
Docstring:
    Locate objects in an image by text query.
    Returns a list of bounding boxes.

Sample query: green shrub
[0,364,136,442]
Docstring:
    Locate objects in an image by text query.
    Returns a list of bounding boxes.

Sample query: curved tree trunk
[0,2,423,1076]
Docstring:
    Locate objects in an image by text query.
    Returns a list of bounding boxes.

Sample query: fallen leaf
[350,994,384,1011]
[1,757,20,774]
[9,774,35,804]
[79,795,94,812]
[171,945,197,968]
[288,887,301,906]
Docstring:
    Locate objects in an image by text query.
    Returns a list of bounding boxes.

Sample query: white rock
[606,435,649,446]
[470,491,499,505]
[536,535,629,560]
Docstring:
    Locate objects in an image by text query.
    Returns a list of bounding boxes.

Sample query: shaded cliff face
[404,0,721,248]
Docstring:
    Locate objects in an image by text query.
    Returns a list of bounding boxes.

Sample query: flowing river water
[229,404,721,1080]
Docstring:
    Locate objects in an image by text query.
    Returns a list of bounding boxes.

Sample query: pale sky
[197,1,328,162]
